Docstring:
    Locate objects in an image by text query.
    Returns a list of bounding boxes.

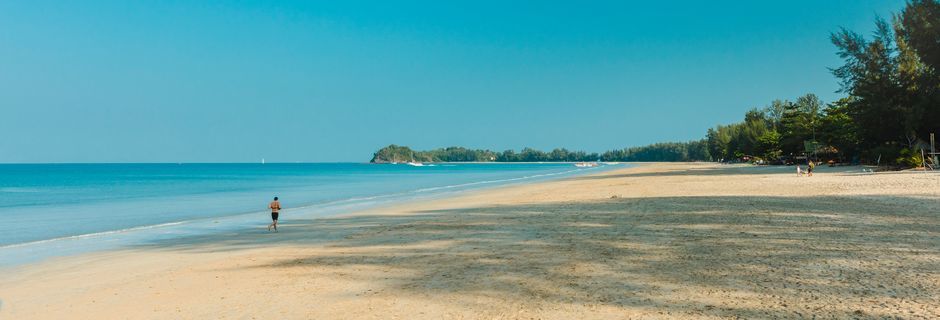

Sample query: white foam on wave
[0,187,43,193]
[0,221,189,249]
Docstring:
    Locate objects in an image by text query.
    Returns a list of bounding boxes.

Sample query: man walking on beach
[268,196,281,232]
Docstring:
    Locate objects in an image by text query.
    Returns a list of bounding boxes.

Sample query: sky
[0,0,909,163]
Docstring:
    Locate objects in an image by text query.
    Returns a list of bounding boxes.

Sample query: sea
[0,162,620,267]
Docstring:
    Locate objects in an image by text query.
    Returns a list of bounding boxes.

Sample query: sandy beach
[2,163,939,319]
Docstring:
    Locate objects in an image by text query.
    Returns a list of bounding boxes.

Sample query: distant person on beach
[807,160,815,177]
[796,165,802,177]
[268,197,281,232]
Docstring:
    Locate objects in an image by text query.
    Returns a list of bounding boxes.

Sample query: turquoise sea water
[0,163,619,266]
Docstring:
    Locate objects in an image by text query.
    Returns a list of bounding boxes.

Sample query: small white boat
[574,162,599,168]
[406,162,425,167]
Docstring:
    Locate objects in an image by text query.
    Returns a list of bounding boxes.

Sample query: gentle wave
[0,221,188,249]
[0,187,43,193]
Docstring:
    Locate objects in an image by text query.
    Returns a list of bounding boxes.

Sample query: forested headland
[373,1,938,168]
[370,142,708,163]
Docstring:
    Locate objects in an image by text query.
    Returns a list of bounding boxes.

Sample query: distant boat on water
[406,162,425,167]
[574,162,599,168]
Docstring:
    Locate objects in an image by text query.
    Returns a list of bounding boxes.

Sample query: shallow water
[0,162,621,266]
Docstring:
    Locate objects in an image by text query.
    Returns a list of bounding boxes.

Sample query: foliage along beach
[374,1,939,168]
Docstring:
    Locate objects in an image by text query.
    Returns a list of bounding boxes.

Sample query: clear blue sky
[0,1,907,163]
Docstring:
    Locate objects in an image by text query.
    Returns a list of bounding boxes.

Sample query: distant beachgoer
[268,197,282,232]
[807,161,815,177]
[796,165,802,177]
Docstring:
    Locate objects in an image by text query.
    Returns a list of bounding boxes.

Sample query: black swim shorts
[272,212,279,220]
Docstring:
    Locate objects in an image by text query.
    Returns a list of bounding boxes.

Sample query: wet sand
[1,163,938,319]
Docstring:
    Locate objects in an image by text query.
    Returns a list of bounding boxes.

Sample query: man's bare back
[268,197,281,232]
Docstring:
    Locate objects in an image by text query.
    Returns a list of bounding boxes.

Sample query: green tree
[371,145,418,163]
[779,94,822,156]
[832,18,902,148]
[707,125,738,161]
[830,1,940,166]
[896,1,940,146]
[897,0,940,71]
[763,99,788,131]
[737,109,771,157]
[549,148,569,162]
[757,130,782,161]
[819,98,860,162]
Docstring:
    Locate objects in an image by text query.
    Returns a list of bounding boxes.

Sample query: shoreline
[2,162,938,319]
[0,163,620,268]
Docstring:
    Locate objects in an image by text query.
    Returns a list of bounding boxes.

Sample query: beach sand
[2,163,939,319]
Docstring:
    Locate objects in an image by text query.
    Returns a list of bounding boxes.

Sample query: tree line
[372,1,938,167]
[370,143,708,163]
[707,0,938,167]
[370,145,603,163]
